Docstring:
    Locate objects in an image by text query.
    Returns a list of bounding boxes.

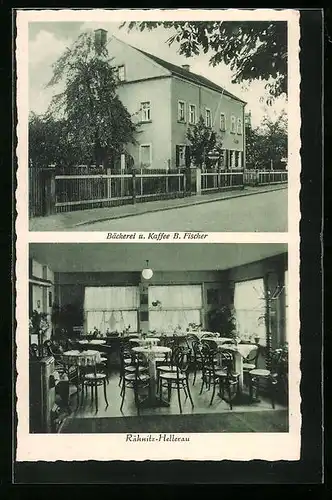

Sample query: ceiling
[29,243,287,273]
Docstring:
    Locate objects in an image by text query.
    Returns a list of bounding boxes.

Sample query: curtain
[84,286,139,310]
[234,278,266,345]
[149,285,202,332]
[149,285,202,309]
[86,310,137,334]
[84,287,139,334]
[149,310,201,333]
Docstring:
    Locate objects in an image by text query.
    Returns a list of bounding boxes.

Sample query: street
[77,189,287,232]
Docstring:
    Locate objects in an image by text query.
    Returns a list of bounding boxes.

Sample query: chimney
[182,64,190,72]
[94,28,108,55]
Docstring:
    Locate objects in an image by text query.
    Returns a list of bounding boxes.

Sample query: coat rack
[255,279,285,370]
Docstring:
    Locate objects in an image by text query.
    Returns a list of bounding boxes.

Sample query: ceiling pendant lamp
[141,260,153,280]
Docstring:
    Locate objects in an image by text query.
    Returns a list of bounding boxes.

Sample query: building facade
[106,33,246,170]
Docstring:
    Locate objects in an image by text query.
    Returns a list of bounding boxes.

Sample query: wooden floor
[66,368,287,420]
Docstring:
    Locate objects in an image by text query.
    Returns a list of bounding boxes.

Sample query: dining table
[129,337,160,346]
[62,349,103,409]
[62,348,103,369]
[132,345,171,408]
[217,343,258,392]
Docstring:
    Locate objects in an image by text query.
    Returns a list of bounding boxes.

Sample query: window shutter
[175,145,180,168]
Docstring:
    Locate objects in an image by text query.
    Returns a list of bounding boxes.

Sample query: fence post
[106,168,112,200]
[44,166,56,215]
[132,168,136,204]
[120,154,126,197]
[195,167,202,195]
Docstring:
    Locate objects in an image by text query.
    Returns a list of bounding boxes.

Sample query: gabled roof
[133,46,246,105]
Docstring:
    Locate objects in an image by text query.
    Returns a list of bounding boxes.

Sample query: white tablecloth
[132,346,172,395]
[129,337,160,346]
[62,349,101,366]
[217,344,258,391]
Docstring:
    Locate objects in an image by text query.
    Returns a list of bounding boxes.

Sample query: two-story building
[98,30,246,170]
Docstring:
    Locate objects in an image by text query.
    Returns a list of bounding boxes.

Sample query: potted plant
[29,309,50,357]
[207,305,236,338]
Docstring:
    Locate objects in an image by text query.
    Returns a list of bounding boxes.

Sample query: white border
[16,8,301,462]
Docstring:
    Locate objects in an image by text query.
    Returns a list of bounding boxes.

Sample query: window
[230,115,236,133]
[178,100,186,122]
[237,117,243,135]
[205,108,212,128]
[220,149,226,169]
[141,101,151,122]
[176,145,187,167]
[234,278,266,345]
[84,286,139,334]
[149,285,203,332]
[237,151,242,169]
[220,113,226,131]
[118,65,125,81]
[189,104,197,124]
[139,144,152,167]
[230,150,236,169]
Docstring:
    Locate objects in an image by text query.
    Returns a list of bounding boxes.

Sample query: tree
[122,21,287,100]
[45,31,137,168]
[246,111,287,170]
[186,115,223,168]
[29,112,78,167]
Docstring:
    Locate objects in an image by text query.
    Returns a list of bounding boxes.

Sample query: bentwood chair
[79,364,109,414]
[200,342,240,410]
[248,348,286,409]
[159,347,194,414]
[120,353,150,415]
[119,344,147,393]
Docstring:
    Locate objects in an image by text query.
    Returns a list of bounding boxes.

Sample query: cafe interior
[28,242,289,434]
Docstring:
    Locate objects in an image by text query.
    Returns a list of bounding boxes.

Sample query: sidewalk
[29,184,287,231]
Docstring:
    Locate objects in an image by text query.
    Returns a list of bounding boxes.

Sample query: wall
[171,76,245,167]
[117,78,172,169]
[226,253,288,347]
[54,270,228,332]
[108,36,170,83]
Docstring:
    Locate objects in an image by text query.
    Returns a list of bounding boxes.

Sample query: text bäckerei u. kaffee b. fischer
[106,232,208,240]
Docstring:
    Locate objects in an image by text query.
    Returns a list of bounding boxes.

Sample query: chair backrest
[219,350,235,375]
[244,345,260,365]
[191,339,203,359]
[185,334,199,349]
[29,343,39,358]
[173,347,191,376]
[200,341,217,373]
[202,338,218,351]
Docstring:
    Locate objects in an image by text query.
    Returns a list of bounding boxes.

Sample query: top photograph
[26,18,292,232]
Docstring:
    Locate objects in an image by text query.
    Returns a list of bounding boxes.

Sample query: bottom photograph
[28,242,289,434]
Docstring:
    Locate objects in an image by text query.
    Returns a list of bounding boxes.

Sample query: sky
[28,21,287,128]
